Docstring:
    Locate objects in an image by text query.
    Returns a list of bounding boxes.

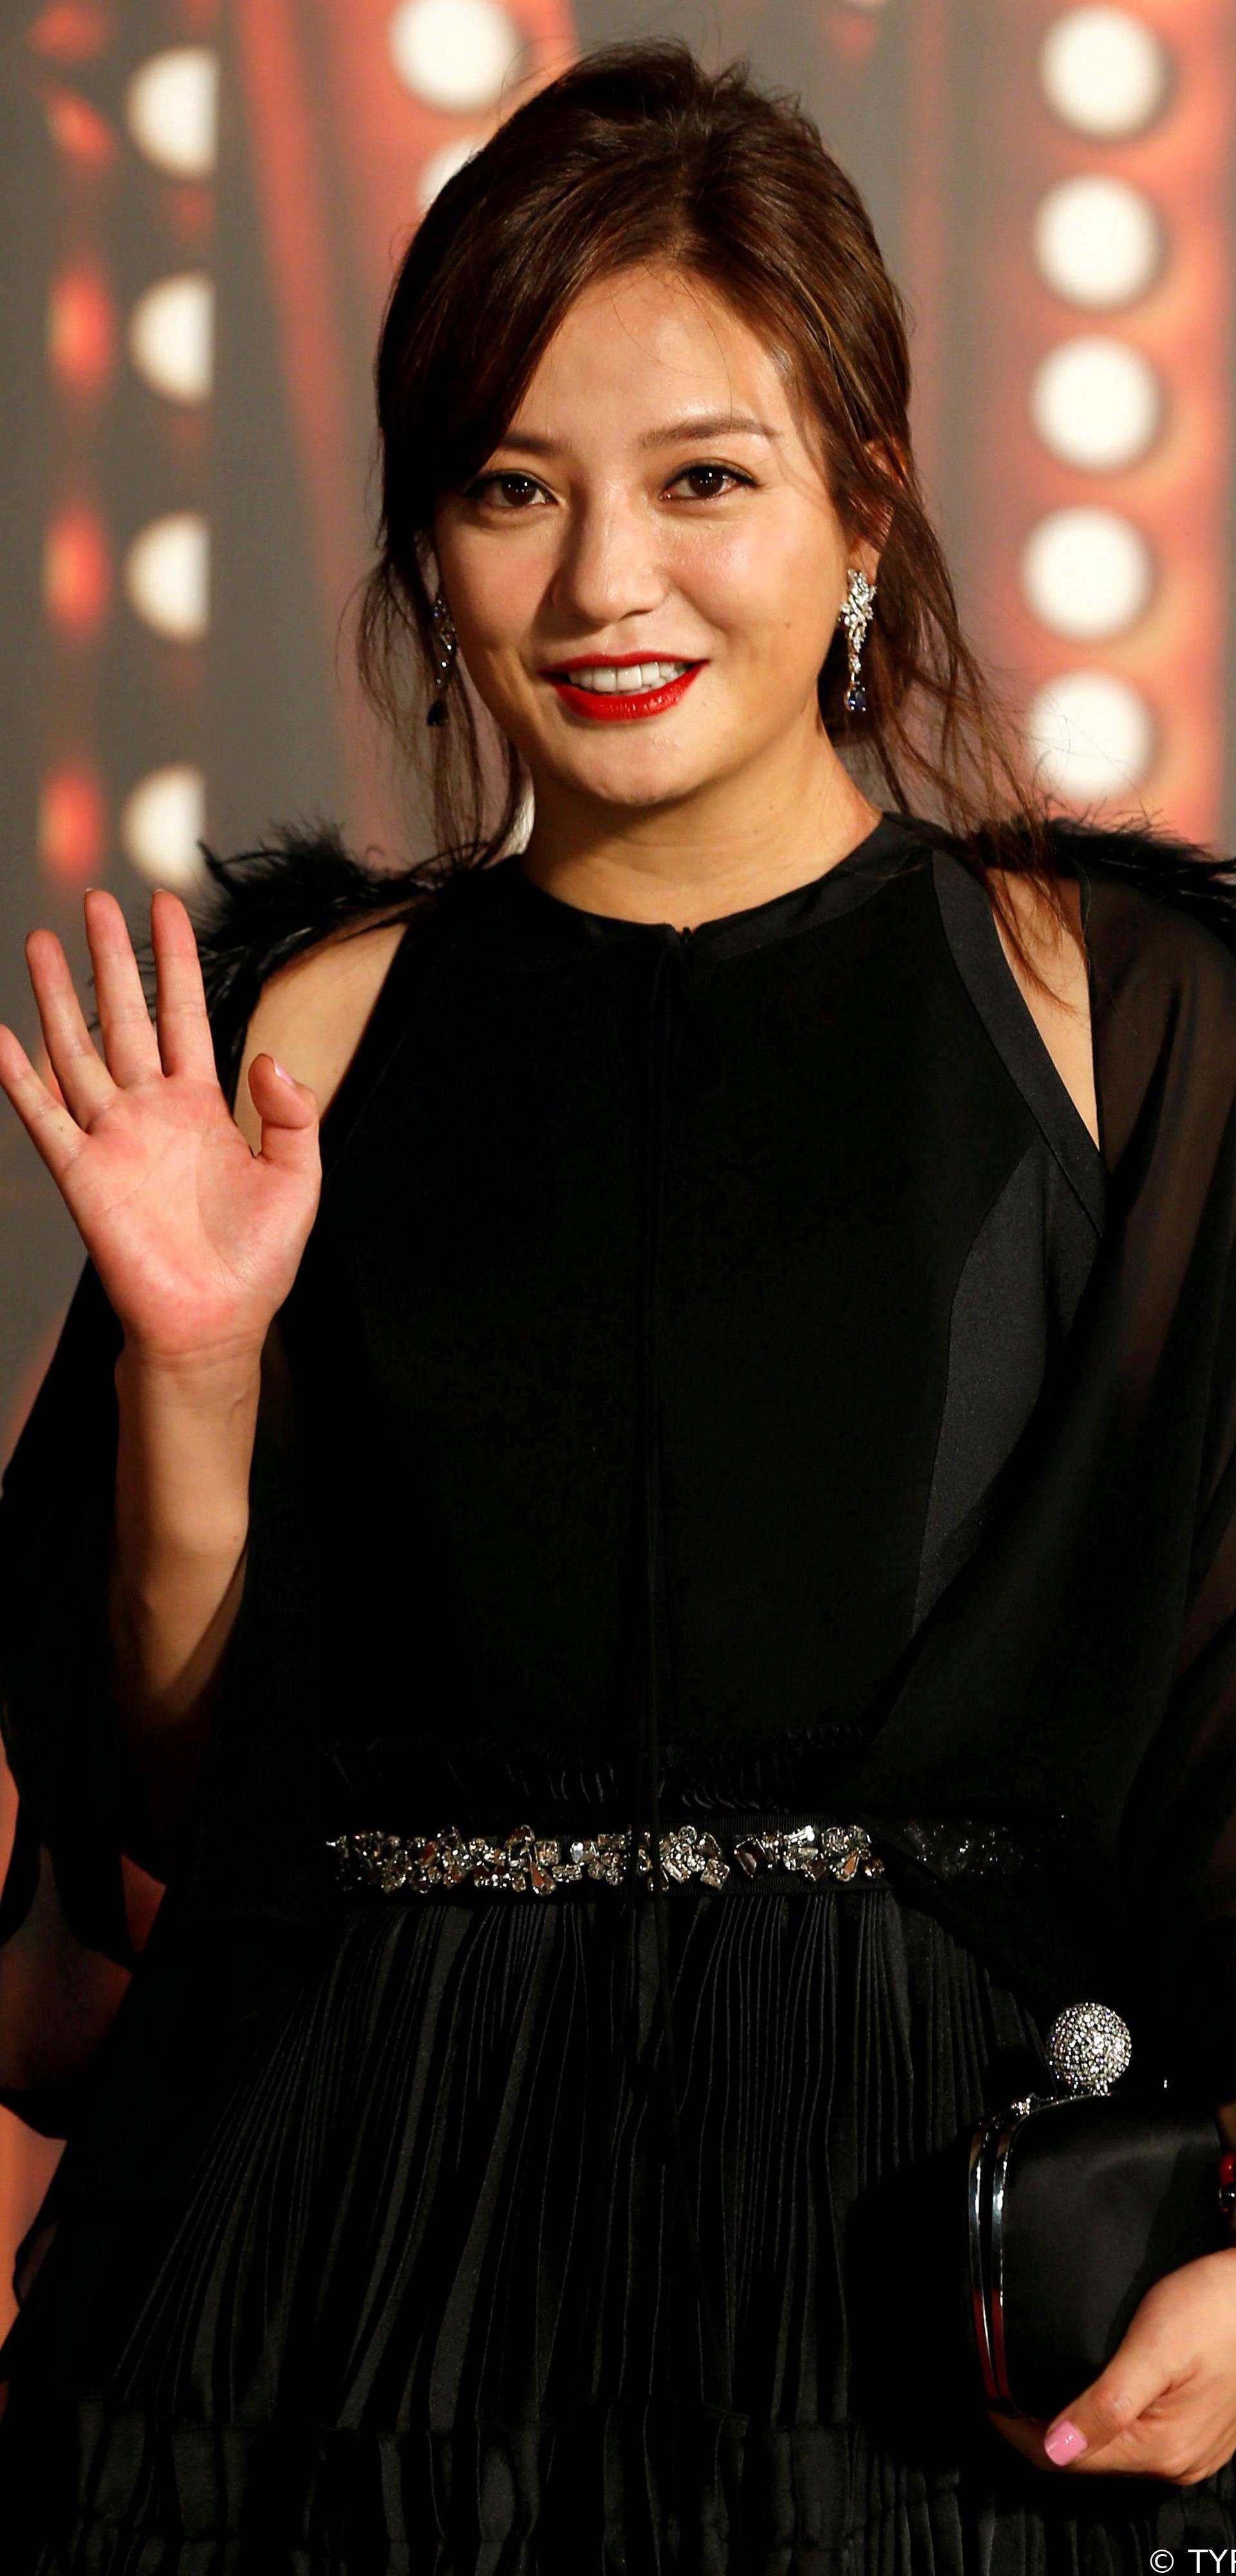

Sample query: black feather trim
[981,808,1236,958]
[129,815,438,1109]
[111,804,1236,1117]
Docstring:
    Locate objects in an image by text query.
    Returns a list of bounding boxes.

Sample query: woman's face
[432,262,876,823]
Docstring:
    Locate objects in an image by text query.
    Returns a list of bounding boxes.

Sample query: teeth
[562,660,691,692]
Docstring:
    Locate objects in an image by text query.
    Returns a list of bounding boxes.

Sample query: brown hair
[355,35,1071,980]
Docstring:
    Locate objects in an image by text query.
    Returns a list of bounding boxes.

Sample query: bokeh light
[47,265,116,395]
[1027,668,1155,799]
[26,4,115,66]
[417,135,485,211]
[1040,8,1172,141]
[124,46,220,180]
[44,502,111,639]
[119,764,208,891]
[44,82,115,169]
[1031,334,1163,471]
[1033,175,1164,310]
[388,0,523,113]
[122,512,209,643]
[1022,506,1154,641]
[127,275,214,405]
[38,761,107,885]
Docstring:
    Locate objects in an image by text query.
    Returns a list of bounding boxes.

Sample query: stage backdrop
[1,0,1233,2338]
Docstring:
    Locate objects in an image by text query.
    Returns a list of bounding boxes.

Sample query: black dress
[3,808,1236,2570]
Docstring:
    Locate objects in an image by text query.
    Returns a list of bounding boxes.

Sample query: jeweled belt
[324,1814,1024,1897]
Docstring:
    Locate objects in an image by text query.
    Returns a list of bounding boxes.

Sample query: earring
[426,588,458,726]
[838,566,877,716]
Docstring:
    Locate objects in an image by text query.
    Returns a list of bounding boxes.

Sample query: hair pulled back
[356,35,1066,956]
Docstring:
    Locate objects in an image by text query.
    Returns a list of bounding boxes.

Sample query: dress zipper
[560,927,743,2543]
[624,935,743,2531]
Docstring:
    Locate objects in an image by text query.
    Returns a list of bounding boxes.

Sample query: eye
[461,471,550,510]
[459,460,756,509]
[668,463,756,500]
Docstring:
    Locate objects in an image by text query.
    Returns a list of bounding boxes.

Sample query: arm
[1006,942,1236,2469]
[0,887,321,2116]
[106,1340,262,1858]
[104,901,412,1857]
[0,887,411,2117]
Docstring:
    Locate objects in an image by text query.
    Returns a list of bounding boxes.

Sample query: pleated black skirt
[3,1874,1236,2572]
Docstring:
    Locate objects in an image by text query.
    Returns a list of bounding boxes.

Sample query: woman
[3,34,1236,2571]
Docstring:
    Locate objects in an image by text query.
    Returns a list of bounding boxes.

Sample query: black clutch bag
[967,2001,1234,2421]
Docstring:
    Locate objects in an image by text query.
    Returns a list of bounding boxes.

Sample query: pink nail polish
[272,1058,295,1084]
[1044,2419,1087,2464]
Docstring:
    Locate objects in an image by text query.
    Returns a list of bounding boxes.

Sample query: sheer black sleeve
[0,817,420,2128]
[1079,838,1236,2103]
[1122,1193,1236,2101]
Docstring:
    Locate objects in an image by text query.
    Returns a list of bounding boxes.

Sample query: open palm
[0,886,321,1365]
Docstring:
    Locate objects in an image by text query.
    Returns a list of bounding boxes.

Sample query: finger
[23,925,118,1129]
[247,1052,321,1179]
[40,1043,68,1110]
[1042,2333,1177,2471]
[0,1023,90,1191]
[150,887,221,1083]
[991,2402,1183,2482]
[84,887,162,1087]
[1042,2409,1209,2480]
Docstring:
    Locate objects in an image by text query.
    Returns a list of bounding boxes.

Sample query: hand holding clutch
[968,1999,1236,2481]
[988,2240,1236,2483]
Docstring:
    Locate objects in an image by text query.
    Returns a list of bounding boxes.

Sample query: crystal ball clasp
[1044,2000,1132,2097]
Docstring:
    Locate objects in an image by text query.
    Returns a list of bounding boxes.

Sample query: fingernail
[1044,2419,1087,2464]
[271,1058,296,1084]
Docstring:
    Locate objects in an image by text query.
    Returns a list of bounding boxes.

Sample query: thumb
[248,1050,320,1171]
[1042,2328,1170,2467]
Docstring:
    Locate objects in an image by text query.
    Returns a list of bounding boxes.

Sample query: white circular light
[124,48,220,179]
[1033,175,1163,309]
[120,766,209,892]
[1040,8,1170,138]
[1031,335,1163,471]
[122,512,209,642]
[1027,670,1154,801]
[1022,507,1154,641]
[389,0,523,113]
[417,135,485,211]
[127,274,214,404]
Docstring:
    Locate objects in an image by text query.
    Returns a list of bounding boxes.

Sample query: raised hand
[0,886,321,1367]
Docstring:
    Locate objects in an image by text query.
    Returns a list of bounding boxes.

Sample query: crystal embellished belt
[325,1817,890,1896]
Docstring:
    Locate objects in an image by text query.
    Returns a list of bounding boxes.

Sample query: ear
[856,434,909,577]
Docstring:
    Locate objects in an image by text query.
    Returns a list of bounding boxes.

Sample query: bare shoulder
[987,868,1100,1149]
[233,906,411,1153]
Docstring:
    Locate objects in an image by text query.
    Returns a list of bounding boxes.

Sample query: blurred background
[1,0,1233,2330]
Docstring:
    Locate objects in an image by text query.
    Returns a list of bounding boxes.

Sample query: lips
[544,659,705,724]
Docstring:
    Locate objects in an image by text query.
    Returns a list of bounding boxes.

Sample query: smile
[544,659,704,723]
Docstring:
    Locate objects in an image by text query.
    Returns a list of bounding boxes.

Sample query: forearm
[107,1339,262,1818]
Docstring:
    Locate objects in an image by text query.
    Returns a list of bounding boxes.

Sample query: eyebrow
[491,412,782,458]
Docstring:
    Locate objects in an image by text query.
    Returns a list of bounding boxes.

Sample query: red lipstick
[543,655,704,723]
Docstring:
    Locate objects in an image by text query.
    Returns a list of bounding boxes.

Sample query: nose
[545,491,666,632]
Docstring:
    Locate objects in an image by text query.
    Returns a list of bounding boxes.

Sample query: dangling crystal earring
[838,566,877,716]
[426,588,458,726]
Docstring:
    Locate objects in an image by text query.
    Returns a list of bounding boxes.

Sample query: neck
[517,726,885,933]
